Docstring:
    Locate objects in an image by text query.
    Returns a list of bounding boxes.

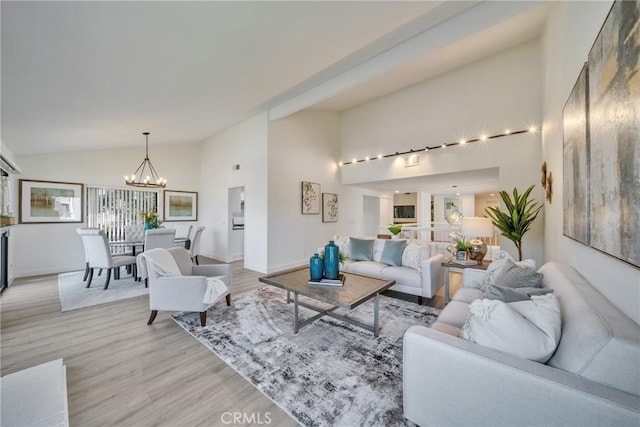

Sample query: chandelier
[125,132,167,188]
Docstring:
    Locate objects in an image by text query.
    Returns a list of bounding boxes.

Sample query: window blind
[86,186,158,242]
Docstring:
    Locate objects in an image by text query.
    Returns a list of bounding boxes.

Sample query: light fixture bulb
[338,161,343,166]
[505,129,511,135]
[459,139,466,145]
[377,154,382,159]
[529,126,537,132]
[442,144,446,148]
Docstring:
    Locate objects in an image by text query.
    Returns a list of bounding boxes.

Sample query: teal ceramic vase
[323,240,339,279]
[309,253,324,281]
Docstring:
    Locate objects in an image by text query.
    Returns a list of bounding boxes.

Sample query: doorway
[363,195,380,236]
[228,186,244,261]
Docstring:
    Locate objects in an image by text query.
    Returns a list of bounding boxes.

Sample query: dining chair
[144,228,176,251]
[76,228,137,290]
[165,224,192,240]
[188,226,205,264]
[125,225,145,243]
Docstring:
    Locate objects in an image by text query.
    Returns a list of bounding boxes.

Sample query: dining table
[109,237,190,257]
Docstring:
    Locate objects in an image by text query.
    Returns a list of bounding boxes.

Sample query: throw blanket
[137,248,182,280]
[204,277,230,304]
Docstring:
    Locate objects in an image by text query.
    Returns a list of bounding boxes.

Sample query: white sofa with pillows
[403,252,640,426]
[328,236,445,302]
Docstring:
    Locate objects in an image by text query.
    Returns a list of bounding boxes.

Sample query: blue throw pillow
[380,240,407,266]
[349,237,374,261]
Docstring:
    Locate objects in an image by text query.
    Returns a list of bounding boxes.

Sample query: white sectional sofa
[403,261,640,426]
[328,237,445,302]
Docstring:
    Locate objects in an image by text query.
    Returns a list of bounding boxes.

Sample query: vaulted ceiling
[2,1,549,159]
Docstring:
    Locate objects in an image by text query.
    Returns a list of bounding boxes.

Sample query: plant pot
[391,234,399,240]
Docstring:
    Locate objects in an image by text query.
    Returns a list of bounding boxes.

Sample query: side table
[441,259,489,303]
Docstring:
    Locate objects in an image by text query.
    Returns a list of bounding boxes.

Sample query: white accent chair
[137,247,231,326]
[76,228,137,290]
[188,226,205,264]
[144,228,176,251]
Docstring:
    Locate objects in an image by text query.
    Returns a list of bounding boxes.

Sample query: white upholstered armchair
[137,247,231,326]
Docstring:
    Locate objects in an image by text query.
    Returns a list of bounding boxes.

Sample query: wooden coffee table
[259,266,395,337]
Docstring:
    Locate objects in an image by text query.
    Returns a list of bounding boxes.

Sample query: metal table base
[286,290,381,337]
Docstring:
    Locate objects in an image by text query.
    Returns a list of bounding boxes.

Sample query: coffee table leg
[286,290,290,303]
[294,292,299,334]
[374,292,379,337]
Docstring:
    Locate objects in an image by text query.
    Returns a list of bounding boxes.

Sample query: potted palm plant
[485,185,543,261]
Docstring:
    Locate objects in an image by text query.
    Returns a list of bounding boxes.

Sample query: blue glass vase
[309,253,324,281]
[324,240,339,279]
[144,222,152,230]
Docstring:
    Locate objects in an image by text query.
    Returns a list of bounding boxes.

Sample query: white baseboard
[15,263,84,279]
[266,259,307,274]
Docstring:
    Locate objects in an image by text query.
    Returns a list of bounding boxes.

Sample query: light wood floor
[1,259,460,426]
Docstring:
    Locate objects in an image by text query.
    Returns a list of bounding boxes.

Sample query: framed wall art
[163,190,198,221]
[588,0,640,268]
[322,193,338,223]
[301,181,320,214]
[562,62,590,245]
[19,179,84,224]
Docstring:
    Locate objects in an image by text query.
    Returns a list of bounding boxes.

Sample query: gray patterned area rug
[172,286,440,427]
[58,270,148,312]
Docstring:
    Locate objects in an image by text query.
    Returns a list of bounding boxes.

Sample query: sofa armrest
[419,254,444,298]
[192,264,232,288]
[403,326,640,426]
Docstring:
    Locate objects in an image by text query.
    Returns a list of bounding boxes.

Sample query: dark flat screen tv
[394,205,415,219]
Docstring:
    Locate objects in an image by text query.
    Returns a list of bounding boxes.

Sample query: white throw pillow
[459,294,561,363]
[331,235,351,259]
[401,240,427,271]
[372,239,386,263]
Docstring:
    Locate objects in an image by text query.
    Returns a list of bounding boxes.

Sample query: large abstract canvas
[588,0,640,268]
[563,63,590,245]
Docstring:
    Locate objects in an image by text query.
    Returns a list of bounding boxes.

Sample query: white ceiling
[1,1,550,194]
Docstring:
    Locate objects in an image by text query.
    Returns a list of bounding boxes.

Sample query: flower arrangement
[139,210,160,229]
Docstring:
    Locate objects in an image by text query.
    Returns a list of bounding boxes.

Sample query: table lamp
[462,217,494,264]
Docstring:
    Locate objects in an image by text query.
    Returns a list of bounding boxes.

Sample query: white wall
[200,113,268,272]
[12,142,202,277]
[267,110,341,272]
[340,40,544,264]
[541,1,640,324]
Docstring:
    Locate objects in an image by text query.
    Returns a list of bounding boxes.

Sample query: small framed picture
[301,181,320,214]
[19,179,84,224]
[163,190,198,221]
[322,193,338,223]
[456,250,468,261]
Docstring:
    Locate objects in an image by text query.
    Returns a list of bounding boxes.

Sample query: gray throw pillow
[380,240,407,266]
[493,259,543,289]
[484,285,554,302]
[349,237,374,261]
